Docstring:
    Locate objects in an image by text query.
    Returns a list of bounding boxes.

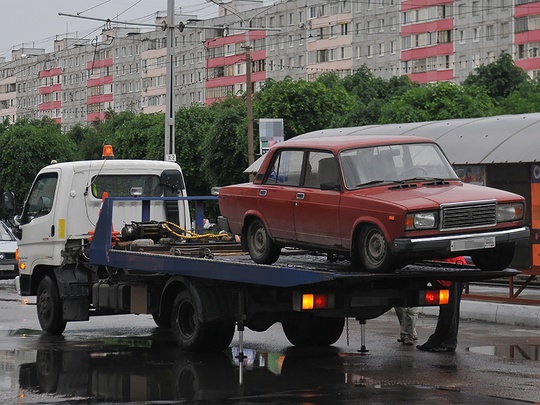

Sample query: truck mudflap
[53,267,91,321]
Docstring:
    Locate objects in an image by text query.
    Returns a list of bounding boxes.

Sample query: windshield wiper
[356,180,404,187]
[401,176,445,182]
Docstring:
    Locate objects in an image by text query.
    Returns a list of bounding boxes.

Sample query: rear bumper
[391,226,530,254]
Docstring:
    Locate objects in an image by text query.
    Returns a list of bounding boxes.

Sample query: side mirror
[3,191,15,211]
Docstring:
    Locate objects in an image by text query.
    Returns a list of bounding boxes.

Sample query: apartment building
[0,0,538,131]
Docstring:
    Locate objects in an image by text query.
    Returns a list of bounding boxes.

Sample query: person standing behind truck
[395,307,419,345]
[416,281,463,353]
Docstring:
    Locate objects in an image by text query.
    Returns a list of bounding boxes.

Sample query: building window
[486,25,494,40]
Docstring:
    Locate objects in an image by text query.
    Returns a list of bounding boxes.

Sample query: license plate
[0,264,15,271]
[450,236,496,252]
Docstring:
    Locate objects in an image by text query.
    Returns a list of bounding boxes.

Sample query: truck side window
[22,173,58,223]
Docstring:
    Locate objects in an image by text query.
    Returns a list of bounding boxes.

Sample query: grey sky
[0,1,218,60]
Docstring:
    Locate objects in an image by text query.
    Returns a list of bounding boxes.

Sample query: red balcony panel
[38,67,62,78]
[205,71,266,89]
[38,100,62,111]
[53,117,61,124]
[87,94,114,104]
[87,76,114,87]
[401,0,453,11]
[401,43,453,61]
[207,54,247,68]
[400,19,453,36]
[515,2,540,18]
[87,58,113,70]
[87,112,106,122]
[38,84,62,95]
[407,69,454,83]
[206,30,266,48]
[515,30,540,45]
[515,58,540,71]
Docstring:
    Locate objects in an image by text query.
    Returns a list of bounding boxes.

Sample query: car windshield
[339,143,459,189]
[0,222,15,241]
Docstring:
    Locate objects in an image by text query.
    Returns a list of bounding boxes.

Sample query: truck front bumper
[391,226,530,255]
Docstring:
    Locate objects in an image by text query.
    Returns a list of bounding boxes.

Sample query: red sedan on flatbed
[218,135,529,273]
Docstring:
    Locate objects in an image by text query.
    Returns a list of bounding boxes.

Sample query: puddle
[467,345,540,361]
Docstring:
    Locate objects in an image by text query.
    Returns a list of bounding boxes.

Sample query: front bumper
[391,226,530,255]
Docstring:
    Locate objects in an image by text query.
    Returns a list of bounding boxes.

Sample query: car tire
[246,219,281,264]
[282,312,344,347]
[36,276,67,335]
[357,225,394,273]
[470,244,515,271]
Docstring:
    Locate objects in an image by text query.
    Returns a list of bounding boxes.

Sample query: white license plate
[0,264,15,271]
[450,236,496,252]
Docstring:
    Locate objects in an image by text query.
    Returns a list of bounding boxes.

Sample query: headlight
[497,203,524,222]
[405,212,437,230]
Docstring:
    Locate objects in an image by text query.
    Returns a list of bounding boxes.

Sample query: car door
[293,151,342,249]
[257,149,304,241]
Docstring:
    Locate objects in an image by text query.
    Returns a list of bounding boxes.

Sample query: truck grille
[441,201,497,230]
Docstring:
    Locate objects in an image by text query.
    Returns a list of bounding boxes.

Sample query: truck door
[18,170,63,275]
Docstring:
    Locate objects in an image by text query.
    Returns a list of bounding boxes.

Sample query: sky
[0,0,222,60]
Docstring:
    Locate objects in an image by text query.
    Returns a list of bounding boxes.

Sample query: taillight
[419,289,449,305]
[294,292,335,311]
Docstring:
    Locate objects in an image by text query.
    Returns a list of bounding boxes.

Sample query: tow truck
[8,147,520,352]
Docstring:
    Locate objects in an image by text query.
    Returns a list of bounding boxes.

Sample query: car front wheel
[246,219,281,264]
[357,225,394,273]
[470,244,515,271]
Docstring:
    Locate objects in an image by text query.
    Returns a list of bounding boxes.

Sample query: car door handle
[259,190,267,196]
[296,193,305,200]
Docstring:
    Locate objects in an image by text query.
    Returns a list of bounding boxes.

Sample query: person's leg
[417,282,462,352]
[395,307,418,344]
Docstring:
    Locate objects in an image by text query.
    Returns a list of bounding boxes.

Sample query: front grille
[441,201,497,230]
[0,252,15,260]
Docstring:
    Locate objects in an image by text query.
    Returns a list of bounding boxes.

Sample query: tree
[379,82,496,124]
[254,76,355,139]
[497,80,540,114]
[0,118,76,212]
[463,53,530,101]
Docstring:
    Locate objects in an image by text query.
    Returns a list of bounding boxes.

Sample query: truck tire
[357,225,394,273]
[282,313,344,347]
[36,276,67,335]
[171,290,235,352]
[470,244,515,271]
[246,219,281,265]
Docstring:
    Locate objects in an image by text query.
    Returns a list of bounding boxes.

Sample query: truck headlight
[405,212,437,230]
[497,203,524,222]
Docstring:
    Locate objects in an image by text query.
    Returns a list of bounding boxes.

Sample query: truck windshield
[339,143,459,189]
[90,175,163,198]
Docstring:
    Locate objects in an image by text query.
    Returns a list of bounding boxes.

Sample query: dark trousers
[425,282,463,350]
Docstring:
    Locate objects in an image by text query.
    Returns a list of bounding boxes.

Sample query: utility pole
[244,32,254,178]
[164,0,176,162]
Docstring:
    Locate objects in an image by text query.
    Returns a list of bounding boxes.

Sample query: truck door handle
[296,193,305,200]
[259,190,267,196]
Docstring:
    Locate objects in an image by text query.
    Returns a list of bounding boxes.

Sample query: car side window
[264,150,304,186]
[304,151,336,188]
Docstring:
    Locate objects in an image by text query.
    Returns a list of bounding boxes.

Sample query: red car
[218,135,529,273]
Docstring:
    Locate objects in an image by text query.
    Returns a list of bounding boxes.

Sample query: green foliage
[254,76,355,139]
[379,82,495,123]
[463,53,530,101]
[497,80,540,114]
[0,118,76,213]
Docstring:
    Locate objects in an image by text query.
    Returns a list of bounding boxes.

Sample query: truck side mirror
[2,191,15,211]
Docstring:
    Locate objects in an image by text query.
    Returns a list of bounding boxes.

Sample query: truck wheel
[357,225,394,273]
[282,313,344,347]
[470,244,515,271]
[246,219,281,264]
[36,276,67,335]
[171,290,235,352]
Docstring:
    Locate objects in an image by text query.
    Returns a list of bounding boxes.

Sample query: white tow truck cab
[15,146,190,299]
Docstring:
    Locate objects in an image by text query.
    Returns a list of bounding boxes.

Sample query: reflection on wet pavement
[468,345,540,361]
[0,332,525,404]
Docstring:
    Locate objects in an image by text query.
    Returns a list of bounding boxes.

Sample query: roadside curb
[420,299,540,328]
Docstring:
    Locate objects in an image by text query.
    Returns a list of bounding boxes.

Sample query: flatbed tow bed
[90,197,518,288]
[80,196,521,352]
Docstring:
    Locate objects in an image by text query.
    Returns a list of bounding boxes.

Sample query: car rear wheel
[470,244,515,271]
[357,225,394,273]
[282,312,344,347]
[246,219,281,264]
